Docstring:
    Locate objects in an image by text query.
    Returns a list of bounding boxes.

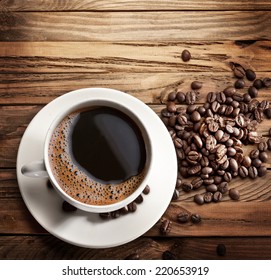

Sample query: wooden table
[1,0,271,260]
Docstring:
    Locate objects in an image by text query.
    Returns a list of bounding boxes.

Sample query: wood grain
[1,235,271,259]
[0,11,271,41]
[0,41,270,73]
[2,0,271,12]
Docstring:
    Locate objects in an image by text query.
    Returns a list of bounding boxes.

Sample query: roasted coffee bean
[235,114,245,127]
[220,133,230,143]
[120,206,129,215]
[254,108,263,123]
[162,251,177,260]
[187,151,200,161]
[206,184,218,193]
[258,165,267,177]
[168,91,177,101]
[220,159,230,170]
[198,106,206,116]
[110,210,121,219]
[128,202,137,212]
[246,69,256,81]
[177,114,188,125]
[226,139,234,147]
[252,158,262,168]
[248,86,258,98]
[239,166,248,178]
[125,253,140,260]
[177,211,191,223]
[181,182,193,192]
[265,108,271,119]
[258,141,268,151]
[215,130,224,141]
[217,170,225,176]
[181,49,191,62]
[168,115,177,127]
[188,164,201,175]
[218,182,228,194]
[225,105,234,116]
[234,79,245,89]
[143,185,151,195]
[206,135,217,150]
[135,194,144,204]
[167,102,177,113]
[62,201,77,212]
[217,91,226,103]
[216,244,227,256]
[250,149,260,159]
[242,156,251,168]
[225,124,234,134]
[233,66,246,78]
[232,93,243,102]
[227,147,236,157]
[229,158,238,172]
[172,189,180,201]
[160,219,171,235]
[208,121,219,133]
[176,178,182,189]
[248,166,258,179]
[253,79,264,89]
[223,172,232,182]
[223,86,236,97]
[185,91,197,105]
[204,192,213,203]
[207,92,217,103]
[191,110,201,122]
[176,91,186,103]
[174,138,183,148]
[211,101,221,113]
[191,213,202,224]
[213,191,223,202]
[194,194,204,205]
[263,77,271,88]
[214,175,223,185]
[193,134,203,148]
[191,81,202,90]
[259,100,270,111]
[259,151,268,162]
[243,93,251,103]
[229,188,240,200]
[191,177,203,189]
[267,138,271,150]
[99,212,111,219]
[218,104,227,115]
[186,104,197,114]
[200,156,209,167]
[179,167,188,177]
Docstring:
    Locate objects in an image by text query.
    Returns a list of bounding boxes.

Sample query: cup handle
[21,160,49,178]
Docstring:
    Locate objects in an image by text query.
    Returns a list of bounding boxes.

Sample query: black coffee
[48,107,147,205]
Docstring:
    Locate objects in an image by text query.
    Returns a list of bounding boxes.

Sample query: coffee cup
[21,88,153,213]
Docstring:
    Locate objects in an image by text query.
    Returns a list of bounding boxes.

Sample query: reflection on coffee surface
[48,107,146,205]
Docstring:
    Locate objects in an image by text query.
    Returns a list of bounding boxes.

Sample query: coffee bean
[191,213,201,224]
[188,164,201,175]
[215,130,224,141]
[217,92,226,103]
[234,79,245,89]
[204,192,213,203]
[233,66,246,78]
[135,194,144,204]
[211,101,221,113]
[243,93,251,103]
[128,202,137,212]
[223,86,236,97]
[248,166,258,179]
[177,114,188,125]
[253,79,263,89]
[176,91,186,103]
[218,182,228,194]
[110,210,121,219]
[177,211,191,223]
[252,158,262,168]
[206,135,217,150]
[258,165,267,177]
[214,176,223,185]
[225,124,234,134]
[227,147,236,157]
[185,91,197,105]
[160,219,171,235]
[250,149,260,159]
[62,201,77,212]
[265,108,271,119]
[99,212,111,219]
[246,69,256,81]
[168,91,177,101]
[207,92,217,103]
[191,110,201,122]
[216,244,227,256]
[259,151,268,162]
[167,102,177,113]
[194,194,204,205]
[229,188,240,200]
[267,138,271,150]
[191,81,202,90]
[120,206,129,215]
[259,100,270,111]
[143,185,150,195]
[232,93,243,102]
[208,121,219,133]
[239,166,248,178]
[162,251,177,260]
[181,49,191,62]
[206,184,218,193]
[191,177,203,189]
[198,106,206,116]
[263,77,271,88]
[254,108,263,123]
[181,182,193,192]
[193,134,203,148]
[242,156,251,168]
[229,158,238,173]
[258,141,268,151]
[223,172,232,182]
[248,86,258,98]
[213,191,223,202]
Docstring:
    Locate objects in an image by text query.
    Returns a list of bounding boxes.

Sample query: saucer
[16,88,177,248]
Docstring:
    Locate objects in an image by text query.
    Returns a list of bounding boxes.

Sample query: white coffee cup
[21,88,153,213]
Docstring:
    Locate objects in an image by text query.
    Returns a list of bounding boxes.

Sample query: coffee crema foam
[48,112,146,205]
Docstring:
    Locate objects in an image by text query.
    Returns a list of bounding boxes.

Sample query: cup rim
[43,88,153,213]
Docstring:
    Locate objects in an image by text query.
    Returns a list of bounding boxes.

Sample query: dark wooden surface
[1,0,271,260]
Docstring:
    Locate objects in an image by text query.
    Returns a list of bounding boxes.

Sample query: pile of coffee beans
[161,61,271,205]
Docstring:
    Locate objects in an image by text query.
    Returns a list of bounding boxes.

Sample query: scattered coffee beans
[191,213,202,224]
[160,219,172,235]
[181,49,191,62]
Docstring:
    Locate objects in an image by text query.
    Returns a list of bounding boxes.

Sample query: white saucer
[16,88,177,248]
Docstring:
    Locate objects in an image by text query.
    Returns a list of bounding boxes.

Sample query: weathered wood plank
[0,12,271,41]
[0,41,270,73]
[2,0,271,12]
[1,235,271,259]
